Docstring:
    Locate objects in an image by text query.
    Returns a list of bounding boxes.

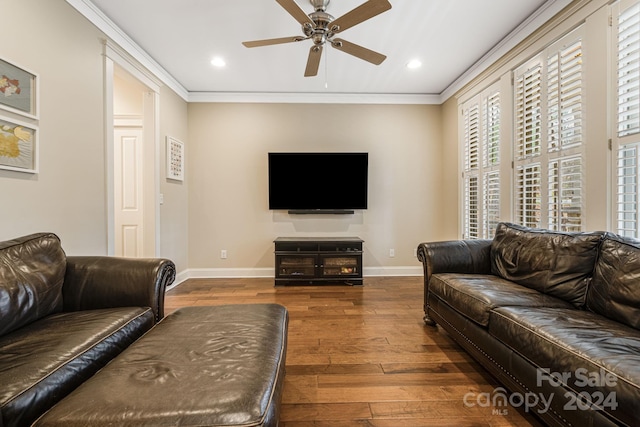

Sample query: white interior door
[114,124,144,257]
[105,44,161,257]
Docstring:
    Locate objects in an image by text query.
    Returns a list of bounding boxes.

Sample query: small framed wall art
[166,136,184,181]
[0,58,38,119]
[0,115,38,173]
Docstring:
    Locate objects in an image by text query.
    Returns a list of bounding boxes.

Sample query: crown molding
[440,0,573,102]
[65,0,189,101]
[188,91,440,105]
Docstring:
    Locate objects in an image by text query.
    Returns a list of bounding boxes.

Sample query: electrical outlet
[413,248,417,257]
[389,248,395,257]
[220,249,227,259]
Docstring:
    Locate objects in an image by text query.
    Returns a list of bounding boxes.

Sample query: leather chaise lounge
[0,232,176,426]
[1,232,288,427]
[417,222,640,427]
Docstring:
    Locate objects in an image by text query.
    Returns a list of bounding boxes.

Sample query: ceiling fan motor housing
[305,11,334,44]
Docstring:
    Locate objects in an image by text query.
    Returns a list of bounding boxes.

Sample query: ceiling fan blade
[329,0,392,34]
[242,36,305,48]
[276,0,314,27]
[331,38,386,65]
[304,45,323,77]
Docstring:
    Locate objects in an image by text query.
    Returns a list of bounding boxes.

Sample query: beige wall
[187,103,450,273]
[0,0,107,253]
[159,86,189,273]
[1,0,189,265]
[440,96,460,237]
[14,0,616,276]
[1,0,446,277]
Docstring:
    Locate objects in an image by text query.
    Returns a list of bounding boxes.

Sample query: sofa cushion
[429,273,573,327]
[490,222,603,307]
[489,306,640,427]
[589,233,640,329]
[0,233,66,336]
[0,307,154,427]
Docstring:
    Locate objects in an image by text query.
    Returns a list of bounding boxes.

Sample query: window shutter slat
[483,171,500,238]
[549,156,583,231]
[465,175,479,239]
[617,144,640,237]
[617,3,640,138]
[516,64,543,159]
[516,164,542,228]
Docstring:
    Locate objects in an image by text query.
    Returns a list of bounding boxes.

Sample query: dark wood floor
[165,276,544,427]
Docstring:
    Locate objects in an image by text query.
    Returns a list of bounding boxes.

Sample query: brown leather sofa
[0,232,176,427]
[417,222,640,427]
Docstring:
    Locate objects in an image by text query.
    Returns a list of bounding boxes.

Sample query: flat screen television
[268,152,368,212]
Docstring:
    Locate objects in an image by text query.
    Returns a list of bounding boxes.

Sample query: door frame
[104,40,161,256]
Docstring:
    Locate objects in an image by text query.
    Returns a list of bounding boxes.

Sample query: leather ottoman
[33,304,288,427]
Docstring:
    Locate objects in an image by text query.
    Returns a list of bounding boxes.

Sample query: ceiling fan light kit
[242,0,392,77]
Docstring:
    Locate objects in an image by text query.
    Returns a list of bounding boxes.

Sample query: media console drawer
[274,237,363,286]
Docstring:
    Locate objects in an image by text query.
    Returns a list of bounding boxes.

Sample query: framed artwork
[166,136,184,181]
[0,116,38,173]
[0,58,38,119]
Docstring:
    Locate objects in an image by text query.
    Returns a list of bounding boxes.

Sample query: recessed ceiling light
[211,57,226,67]
[406,59,422,69]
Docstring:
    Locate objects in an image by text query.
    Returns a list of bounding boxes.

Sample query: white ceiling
[72,0,572,103]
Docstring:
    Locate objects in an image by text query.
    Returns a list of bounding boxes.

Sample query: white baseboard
[363,266,423,276]
[167,266,422,291]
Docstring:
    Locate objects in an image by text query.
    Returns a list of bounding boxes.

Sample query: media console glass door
[275,254,317,278]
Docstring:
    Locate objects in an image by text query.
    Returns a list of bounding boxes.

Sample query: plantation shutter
[516,63,543,161]
[464,175,479,239]
[516,164,542,227]
[463,102,481,238]
[515,58,544,227]
[614,0,640,237]
[514,27,585,231]
[547,38,584,231]
[483,171,501,238]
[617,145,639,236]
[617,1,640,138]
[461,83,501,239]
[482,91,501,238]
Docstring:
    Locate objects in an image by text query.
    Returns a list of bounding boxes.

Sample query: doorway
[104,42,160,257]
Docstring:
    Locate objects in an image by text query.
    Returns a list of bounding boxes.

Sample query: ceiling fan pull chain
[325,47,329,89]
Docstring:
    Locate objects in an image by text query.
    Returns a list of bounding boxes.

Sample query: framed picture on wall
[0,115,38,173]
[166,136,184,181]
[0,58,38,119]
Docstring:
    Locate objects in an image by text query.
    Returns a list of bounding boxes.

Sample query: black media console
[274,237,363,286]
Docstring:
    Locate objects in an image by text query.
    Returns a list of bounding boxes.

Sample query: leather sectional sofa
[417,222,640,427]
[0,232,176,427]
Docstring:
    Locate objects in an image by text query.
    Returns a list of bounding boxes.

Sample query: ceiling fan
[242,0,392,77]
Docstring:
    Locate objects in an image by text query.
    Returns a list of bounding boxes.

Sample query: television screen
[268,152,368,211]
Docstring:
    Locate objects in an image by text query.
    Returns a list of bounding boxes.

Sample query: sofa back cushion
[0,233,66,336]
[491,222,603,307]
[589,233,640,329]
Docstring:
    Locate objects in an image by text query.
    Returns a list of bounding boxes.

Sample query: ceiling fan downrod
[310,0,330,12]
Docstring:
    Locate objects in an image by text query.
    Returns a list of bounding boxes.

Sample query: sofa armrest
[417,239,493,280]
[62,256,176,323]
[417,239,492,325]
